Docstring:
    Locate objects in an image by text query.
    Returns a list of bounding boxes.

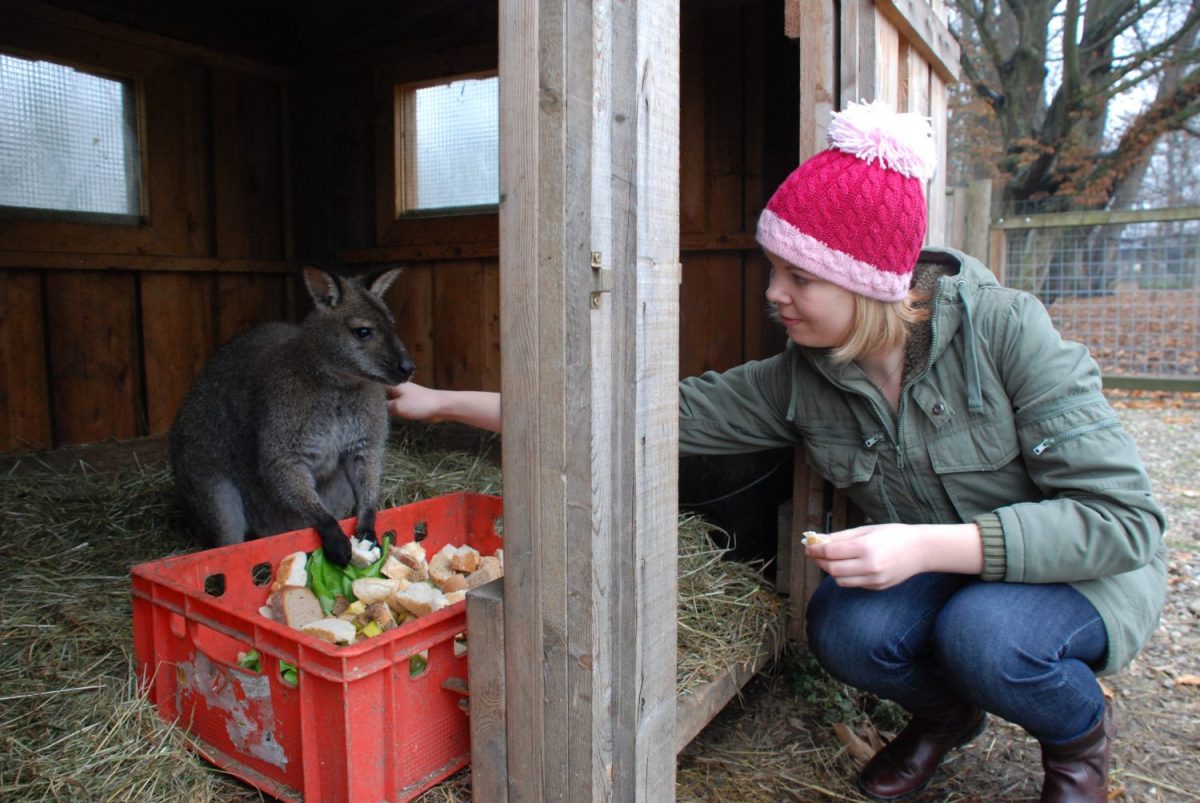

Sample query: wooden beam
[796,0,836,160]
[873,0,961,83]
[673,613,786,754]
[467,579,508,802]
[991,206,1200,230]
[497,0,679,799]
[0,252,296,274]
[841,0,879,113]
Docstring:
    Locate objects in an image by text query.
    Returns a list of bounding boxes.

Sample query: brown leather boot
[1038,702,1114,803]
[857,700,987,801]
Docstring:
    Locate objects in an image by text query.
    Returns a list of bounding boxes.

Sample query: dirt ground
[677,393,1200,803]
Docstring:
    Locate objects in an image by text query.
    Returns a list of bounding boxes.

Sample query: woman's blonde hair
[829,290,931,364]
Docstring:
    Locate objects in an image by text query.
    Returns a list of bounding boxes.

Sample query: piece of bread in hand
[302,617,358,645]
[801,530,830,546]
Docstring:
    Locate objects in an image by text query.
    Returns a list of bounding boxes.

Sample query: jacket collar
[789,247,998,416]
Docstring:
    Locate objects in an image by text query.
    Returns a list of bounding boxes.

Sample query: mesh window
[400,75,498,213]
[0,53,140,217]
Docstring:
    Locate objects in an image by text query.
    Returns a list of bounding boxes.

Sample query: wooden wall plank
[841,0,877,112]
[0,271,52,451]
[386,264,436,388]
[140,272,216,435]
[215,274,290,345]
[874,9,901,106]
[928,73,949,245]
[619,0,680,795]
[212,69,286,260]
[466,579,508,802]
[431,260,490,391]
[797,0,836,160]
[742,4,766,233]
[742,251,782,363]
[480,259,501,392]
[873,0,961,82]
[679,10,706,235]
[703,5,746,235]
[679,252,745,378]
[497,0,551,793]
[44,271,141,445]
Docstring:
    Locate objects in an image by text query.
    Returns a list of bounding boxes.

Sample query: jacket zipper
[1030,418,1120,455]
[888,282,950,521]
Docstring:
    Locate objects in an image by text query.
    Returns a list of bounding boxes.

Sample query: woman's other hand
[805,522,983,589]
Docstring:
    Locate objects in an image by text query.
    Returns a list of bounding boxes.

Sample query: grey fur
[169,266,414,566]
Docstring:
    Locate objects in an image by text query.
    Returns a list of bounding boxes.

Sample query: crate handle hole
[251,562,272,587]
[413,521,427,542]
[453,632,468,657]
[381,529,396,543]
[409,649,430,679]
[493,515,503,535]
[278,659,298,688]
[204,573,226,597]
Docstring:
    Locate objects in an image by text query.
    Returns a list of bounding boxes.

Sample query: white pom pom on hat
[825,100,937,181]
[756,100,937,302]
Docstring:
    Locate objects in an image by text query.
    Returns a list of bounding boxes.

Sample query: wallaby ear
[303,265,342,309]
[369,266,404,297]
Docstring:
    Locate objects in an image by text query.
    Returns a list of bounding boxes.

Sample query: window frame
[393,70,500,219]
[0,48,146,226]
[373,43,499,255]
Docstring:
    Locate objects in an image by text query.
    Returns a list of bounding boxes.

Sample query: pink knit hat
[756,100,936,302]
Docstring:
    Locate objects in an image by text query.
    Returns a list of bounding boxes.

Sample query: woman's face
[764,251,856,348]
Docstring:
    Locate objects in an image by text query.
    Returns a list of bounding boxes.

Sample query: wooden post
[467,579,507,800]
[497,0,679,799]
[965,177,993,265]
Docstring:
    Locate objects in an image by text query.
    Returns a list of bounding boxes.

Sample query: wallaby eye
[352,326,372,340]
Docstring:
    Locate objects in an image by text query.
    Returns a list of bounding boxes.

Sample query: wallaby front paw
[322,532,353,566]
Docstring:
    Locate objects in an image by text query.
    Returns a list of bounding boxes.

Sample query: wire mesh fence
[996,210,1200,382]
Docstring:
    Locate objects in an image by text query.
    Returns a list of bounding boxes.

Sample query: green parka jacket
[679,246,1167,675]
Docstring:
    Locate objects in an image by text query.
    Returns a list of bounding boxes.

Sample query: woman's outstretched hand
[386,383,502,433]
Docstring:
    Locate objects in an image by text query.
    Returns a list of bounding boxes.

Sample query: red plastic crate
[131,491,503,802]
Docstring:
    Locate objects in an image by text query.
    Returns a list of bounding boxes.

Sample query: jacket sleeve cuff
[974,512,1007,581]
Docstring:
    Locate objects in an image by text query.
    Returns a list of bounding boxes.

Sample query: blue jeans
[805,573,1108,745]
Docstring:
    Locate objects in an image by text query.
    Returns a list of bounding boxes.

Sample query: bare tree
[951,0,1200,212]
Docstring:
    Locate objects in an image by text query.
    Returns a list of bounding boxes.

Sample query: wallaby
[169,266,414,566]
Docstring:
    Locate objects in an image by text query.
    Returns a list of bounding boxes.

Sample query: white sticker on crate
[178,652,288,769]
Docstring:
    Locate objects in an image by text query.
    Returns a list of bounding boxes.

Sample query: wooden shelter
[0,0,956,798]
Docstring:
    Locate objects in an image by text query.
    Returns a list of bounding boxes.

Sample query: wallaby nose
[393,356,415,384]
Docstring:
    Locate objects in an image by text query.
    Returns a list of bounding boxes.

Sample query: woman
[388,101,1166,802]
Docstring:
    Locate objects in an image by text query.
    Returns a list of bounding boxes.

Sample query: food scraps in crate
[258,539,504,646]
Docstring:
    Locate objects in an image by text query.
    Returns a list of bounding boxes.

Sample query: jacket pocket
[926,415,1039,520]
[803,434,879,489]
